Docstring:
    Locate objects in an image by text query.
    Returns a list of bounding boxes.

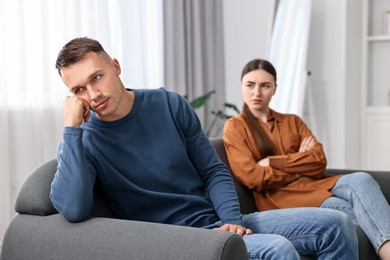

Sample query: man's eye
[73,87,85,94]
[93,75,101,81]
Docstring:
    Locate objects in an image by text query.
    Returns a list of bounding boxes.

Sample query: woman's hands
[257,136,316,168]
[258,157,270,167]
[299,136,316,152]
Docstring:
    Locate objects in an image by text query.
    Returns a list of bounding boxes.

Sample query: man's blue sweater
[50,88,242,228]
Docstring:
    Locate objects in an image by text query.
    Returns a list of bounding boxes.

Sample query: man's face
[60,51,125,121]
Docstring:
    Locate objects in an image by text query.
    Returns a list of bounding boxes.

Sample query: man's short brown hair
[55,37,108,75]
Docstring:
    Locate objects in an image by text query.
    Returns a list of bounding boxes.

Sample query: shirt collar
[268,109,283,122]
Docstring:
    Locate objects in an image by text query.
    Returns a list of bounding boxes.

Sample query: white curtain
[268,0,312,116]
[0,0,163,241]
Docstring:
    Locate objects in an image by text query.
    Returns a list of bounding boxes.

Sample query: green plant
[185,90,240,136]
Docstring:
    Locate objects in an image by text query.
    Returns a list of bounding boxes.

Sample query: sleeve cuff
[269,156,286,170]
[63,126,83,135]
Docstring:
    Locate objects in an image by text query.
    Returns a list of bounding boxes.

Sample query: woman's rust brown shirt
[223,110,341,211]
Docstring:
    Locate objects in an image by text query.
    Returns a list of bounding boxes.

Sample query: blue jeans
[241,207,358,259]
[321,172,390,253]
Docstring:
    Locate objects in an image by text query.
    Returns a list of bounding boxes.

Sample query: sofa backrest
[14,138,257,217]
[209,138,257,214]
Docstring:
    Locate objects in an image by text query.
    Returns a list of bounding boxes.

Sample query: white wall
[307,0,362,168]
[307,0,347,168]
[345,0,362,168]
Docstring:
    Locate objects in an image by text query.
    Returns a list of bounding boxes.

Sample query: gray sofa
[1,137,387,259]
[210,137,383,260]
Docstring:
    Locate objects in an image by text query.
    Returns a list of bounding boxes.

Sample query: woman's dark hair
[55,37,108,75]
[241,59,278,159]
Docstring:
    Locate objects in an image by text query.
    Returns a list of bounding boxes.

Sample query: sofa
[210,137,383,260]
[1,137,387,259]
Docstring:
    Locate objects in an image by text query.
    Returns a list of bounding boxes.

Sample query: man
[50,37,358,259]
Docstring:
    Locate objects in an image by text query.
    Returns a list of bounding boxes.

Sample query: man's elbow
[58,206,91,222]
[50,194,91,222]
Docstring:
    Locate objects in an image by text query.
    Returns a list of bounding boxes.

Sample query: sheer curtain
[268,0,312,117]
[0,0,163,241]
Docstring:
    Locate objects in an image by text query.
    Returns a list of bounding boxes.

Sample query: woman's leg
[242,207,358,260]
[321,172,390,256]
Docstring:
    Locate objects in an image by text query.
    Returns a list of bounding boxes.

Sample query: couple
[51,37,370,259]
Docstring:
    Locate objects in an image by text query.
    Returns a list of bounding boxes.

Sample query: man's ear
[273,84,277,95]
[112,59,121,75]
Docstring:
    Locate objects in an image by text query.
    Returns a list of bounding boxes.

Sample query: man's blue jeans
[321,172,390,253]
[241,207,358,259]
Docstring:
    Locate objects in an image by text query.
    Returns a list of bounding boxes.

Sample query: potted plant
[185,90,240,136]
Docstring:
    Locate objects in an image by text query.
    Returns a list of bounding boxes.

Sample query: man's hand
[64,96,91,127]
[213,224,252,236]
[299,136,316,152]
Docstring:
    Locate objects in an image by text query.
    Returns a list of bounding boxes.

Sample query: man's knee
[244,234,300,260]
[321,208,353,229]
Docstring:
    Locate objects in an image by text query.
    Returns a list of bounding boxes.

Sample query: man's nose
[88,87,101,100]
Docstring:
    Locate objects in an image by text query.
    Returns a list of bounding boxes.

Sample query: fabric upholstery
[3,137,389,259]
[1,214,246,260]
[1,139,249,260]
[14,158,57,215]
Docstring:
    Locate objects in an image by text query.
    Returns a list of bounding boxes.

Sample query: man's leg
[242,207,358,259]
[242,233,300,260]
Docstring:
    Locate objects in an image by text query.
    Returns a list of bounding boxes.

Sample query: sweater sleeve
[268,115,327,179]
[50,127,97,222]
[171,93,243,226]
[223,118,298,192]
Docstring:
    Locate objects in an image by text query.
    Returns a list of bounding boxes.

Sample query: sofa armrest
[14,159,58,215]
[1,214,248,260]
[14,158,116,218]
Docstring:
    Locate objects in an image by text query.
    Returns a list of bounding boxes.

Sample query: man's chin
[94,110,113,120]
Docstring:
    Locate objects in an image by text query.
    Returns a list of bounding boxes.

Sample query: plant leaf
[223,102,240,114]
[189,90,215,109]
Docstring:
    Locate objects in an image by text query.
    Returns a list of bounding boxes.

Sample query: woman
[223,58,390,259]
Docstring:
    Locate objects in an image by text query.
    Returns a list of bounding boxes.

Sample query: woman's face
[241,69,276,114]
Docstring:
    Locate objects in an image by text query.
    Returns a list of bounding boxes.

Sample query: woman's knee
[339,171,377,187]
